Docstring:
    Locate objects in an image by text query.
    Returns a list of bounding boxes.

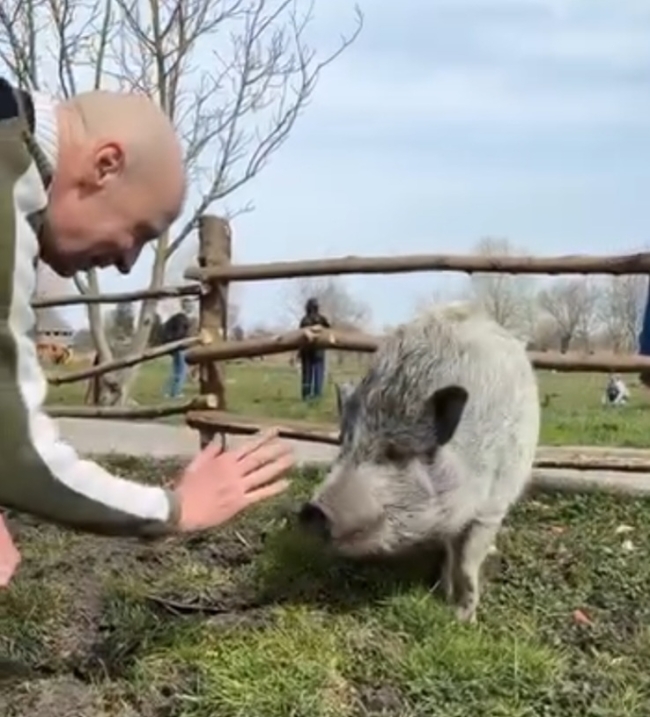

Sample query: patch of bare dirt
[0,675,138,717]
[0,507,271,716]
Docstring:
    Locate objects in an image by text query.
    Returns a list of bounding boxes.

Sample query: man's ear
[94,142,125,184]
[424,385,469,446]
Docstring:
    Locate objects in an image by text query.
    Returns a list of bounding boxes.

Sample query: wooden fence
[41,214,650,492]
[39,267,216,421]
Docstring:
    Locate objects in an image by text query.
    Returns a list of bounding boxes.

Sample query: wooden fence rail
[184,250,650,283]
[37,214,650,498]
[48,333,208,386]
[185,409,650,473]
[33,282,202,309]
[185,325,650,373]
[50,395,216,420]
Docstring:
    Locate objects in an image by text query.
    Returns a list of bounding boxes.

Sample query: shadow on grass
[249,519,449,615]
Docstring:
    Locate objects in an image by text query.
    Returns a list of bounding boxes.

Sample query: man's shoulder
[0,78,19,122]
[0,78,41,202]
[0,78,35,130]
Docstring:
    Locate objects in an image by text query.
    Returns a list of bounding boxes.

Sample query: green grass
[48,354,650,447]
[19,358,650,713]
[1,458,650,716]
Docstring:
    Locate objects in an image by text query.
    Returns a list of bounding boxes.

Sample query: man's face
[41,141,182,277]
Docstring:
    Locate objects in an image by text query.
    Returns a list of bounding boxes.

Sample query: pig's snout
[297,502,331,541]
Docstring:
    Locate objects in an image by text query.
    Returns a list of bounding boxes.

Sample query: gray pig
[299,302,540,623]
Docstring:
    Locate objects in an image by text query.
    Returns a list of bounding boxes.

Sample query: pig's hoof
[455,605,477,624]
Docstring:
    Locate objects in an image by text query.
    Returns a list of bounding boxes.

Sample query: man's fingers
[187,437,224,472]
[231,428,280,461]
[238,439,293,478]
[245,478,291,506]
[243,453,295,492]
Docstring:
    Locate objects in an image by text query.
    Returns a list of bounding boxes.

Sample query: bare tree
[465,237,537,339]
[594,275,647,353]
[287,276,371,331]
[537,277,599,352]
[0,0,363,402]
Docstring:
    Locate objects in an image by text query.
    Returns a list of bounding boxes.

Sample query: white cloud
[306,0,650,133]
[476,25,650,68]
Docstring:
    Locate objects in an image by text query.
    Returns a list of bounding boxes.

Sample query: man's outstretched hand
[174,429,295,532]
[0,515,20,588]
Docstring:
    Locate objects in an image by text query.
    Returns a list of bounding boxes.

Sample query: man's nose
[117,246,142,274]
[297,502,331,541]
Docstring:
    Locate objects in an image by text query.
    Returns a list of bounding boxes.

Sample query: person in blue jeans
[162,304,192,398]
[639,279,650,387]
[298,298,330,401]
[168,348,188,398]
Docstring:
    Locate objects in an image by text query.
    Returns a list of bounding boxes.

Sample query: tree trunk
[84,269,116,405]
[115,234,169,404]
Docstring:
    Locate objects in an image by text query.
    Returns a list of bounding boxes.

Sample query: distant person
[298,298,330,400]
[602,373,629,407]
[640,282,650,387]
[162,300,193,398]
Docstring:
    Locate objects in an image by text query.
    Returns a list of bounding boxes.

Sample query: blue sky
[68,0,650,331]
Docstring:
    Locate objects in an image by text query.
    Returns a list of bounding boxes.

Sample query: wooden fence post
[197,215,232,449]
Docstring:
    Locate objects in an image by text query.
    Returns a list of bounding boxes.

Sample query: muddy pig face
[298,382,469,557]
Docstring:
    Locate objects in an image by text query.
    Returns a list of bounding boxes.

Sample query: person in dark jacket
[0,76,293,586]
[162,302,192,398]
[298,298,330,400]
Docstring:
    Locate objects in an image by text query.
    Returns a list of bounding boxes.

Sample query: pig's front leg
[453,519,500,624]
[441,539,456,603]
[441,533,466,605]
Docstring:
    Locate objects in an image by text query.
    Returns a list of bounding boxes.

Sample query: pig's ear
[335,381,356,422]
[426,385,469,446]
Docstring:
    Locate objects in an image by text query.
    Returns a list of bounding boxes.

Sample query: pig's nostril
[297,502,331,539]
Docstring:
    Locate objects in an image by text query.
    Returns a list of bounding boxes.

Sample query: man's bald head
[42,89,186,277]
[69,91,184,191]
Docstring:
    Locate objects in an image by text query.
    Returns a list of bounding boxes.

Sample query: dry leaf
[572,609,593,626]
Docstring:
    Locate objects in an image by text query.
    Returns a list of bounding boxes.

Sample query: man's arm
[0,328,181,536]
[0,138,179,537]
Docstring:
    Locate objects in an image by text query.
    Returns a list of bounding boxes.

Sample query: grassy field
[2,357,645,714]
[48,353,650,447]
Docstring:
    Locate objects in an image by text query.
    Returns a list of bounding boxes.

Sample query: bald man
[0,77,294,586]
